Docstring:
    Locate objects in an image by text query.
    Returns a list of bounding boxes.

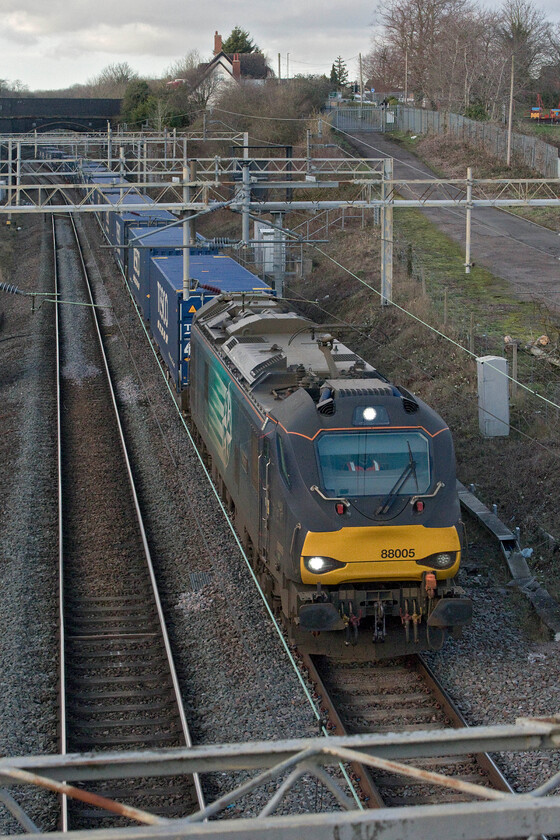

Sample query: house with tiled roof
[196,32,273,100]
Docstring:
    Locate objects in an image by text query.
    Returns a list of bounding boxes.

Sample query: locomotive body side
[189,313,266,554]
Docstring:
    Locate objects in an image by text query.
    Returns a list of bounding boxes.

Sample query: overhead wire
[332,125,560,267]
[281,280,560,459]
[212,107,317,122]
[208,116,560,276]
[298,239,560,416]
[132,114,560,420]
[205,118,560,417]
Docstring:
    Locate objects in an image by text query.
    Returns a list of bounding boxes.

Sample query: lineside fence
[395,106,560,178]
[326,104,559,177]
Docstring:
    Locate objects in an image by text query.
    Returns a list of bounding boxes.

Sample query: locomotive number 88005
[189,292,472,660]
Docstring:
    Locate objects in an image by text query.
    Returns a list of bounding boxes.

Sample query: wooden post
[506,54,514,167]
[511,342,518,398]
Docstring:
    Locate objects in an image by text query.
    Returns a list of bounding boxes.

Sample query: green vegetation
[515,120,560,149]
[505,206,560,232]
[120,80,153,128]
[394,209,543,342]
[330,57,349,90]
[222,26,260,54]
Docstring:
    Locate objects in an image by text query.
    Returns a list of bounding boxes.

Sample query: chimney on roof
[214,31,222,55]
[232,52,241,80]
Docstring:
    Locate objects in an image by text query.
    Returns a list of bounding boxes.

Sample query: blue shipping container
[114,207,177,271]
[100,192,154,244]
[127,227,220,318]
[149,254,272,388]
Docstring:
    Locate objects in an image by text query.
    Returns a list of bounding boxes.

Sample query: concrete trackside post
[380,157,393,306]
[477,355,510,437]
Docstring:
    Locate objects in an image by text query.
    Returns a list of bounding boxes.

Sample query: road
[345,130,560,310]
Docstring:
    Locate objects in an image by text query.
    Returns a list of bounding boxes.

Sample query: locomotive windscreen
[316,431,431,497]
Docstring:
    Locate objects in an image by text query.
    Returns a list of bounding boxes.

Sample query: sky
[1,0,559,93]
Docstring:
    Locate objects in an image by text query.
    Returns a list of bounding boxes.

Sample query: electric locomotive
[189,293,471,660]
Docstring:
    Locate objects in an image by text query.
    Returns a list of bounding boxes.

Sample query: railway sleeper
[69,732,181,748]
[70,716,181,731]
[68,651,166,665]
[68,700,178,716]
[68,686,176,701]
[66,673,174,686]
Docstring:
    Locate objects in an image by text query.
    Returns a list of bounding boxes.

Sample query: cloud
[71,23,175,58]
[0,0,558,91]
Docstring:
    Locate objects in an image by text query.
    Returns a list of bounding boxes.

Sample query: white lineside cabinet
[253,221,286,274]
[477,355,510,437]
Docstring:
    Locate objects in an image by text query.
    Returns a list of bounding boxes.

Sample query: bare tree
[164,50,202,80]
[497,0,553,102]
[87,62,139,97]
[0,78,30,97]
[374,0,468,105]
[367,0,555,113]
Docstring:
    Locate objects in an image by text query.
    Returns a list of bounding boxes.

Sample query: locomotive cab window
[316,431,431,497]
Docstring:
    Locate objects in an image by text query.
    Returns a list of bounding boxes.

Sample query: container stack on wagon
[126,227,221,317]
[148,253,272,390]
[42,151,275,397]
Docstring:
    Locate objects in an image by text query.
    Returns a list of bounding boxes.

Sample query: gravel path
[346,130,560,309]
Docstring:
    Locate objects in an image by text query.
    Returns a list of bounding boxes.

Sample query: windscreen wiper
[376,441,418,515]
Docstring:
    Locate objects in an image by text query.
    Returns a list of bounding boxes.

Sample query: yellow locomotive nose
[300,524,461,585]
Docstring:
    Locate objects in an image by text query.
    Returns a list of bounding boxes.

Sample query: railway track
[302,652,513,808]
[53,210,203,829]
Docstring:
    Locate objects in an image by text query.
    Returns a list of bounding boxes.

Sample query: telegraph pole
[506,53,514,166]
[182,166,190,301]
[359,53,364,118]
[404,51,408,103]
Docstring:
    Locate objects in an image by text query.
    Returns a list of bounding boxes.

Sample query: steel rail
[65,211,205,813]
[416,655,548,840]
[46,162,205,825]
[301,653,384,807]
[52,213,69,833]
[303,651,516,811]
[414,655,513,793]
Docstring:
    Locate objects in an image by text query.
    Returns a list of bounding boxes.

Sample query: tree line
[365,0,560,118]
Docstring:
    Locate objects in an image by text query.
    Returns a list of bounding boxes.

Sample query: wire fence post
[380,157,393,306]
[511,342,518,399]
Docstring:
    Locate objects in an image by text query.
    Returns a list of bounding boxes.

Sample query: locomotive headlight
[303,555,346,574]
[352,405,390,426]
[417,552,457,570]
